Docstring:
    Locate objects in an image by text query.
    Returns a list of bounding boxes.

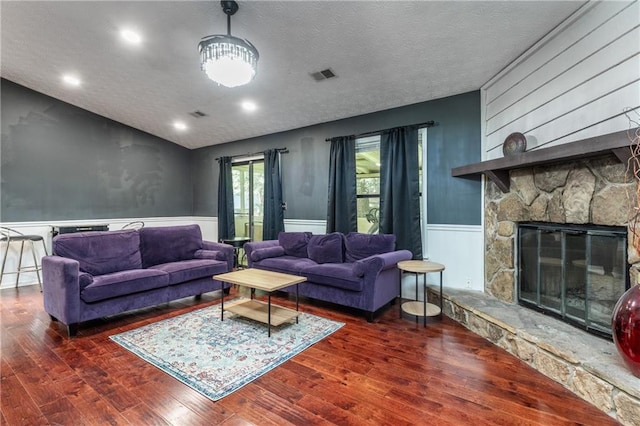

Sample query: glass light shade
[199,35,258,88]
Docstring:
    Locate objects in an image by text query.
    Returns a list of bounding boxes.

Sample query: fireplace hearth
[517,222,629,338]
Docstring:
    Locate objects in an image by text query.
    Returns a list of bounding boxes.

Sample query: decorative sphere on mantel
[612,283,640,378]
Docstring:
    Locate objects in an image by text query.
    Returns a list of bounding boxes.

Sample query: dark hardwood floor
[1,285,619,425]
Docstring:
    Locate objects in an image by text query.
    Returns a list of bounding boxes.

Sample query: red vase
[612,284,640,378]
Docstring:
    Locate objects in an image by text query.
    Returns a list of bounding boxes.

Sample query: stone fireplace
[444,133,640,424]
[484,154,638,309]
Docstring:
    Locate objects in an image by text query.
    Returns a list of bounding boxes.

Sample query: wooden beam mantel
[451,130,634,192]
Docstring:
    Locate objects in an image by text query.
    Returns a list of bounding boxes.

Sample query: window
[355,136,381,233]
[355,129,427,252]
[232,157,264,241]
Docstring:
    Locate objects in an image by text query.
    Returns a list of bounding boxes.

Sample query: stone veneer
[484,154,638,302]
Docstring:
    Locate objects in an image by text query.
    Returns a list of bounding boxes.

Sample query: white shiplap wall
[482,0,640,160]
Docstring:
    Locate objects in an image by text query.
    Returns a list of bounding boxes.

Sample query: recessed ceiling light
[241,100,257,112]
[173,121,187,131]
[62,74,81,87]
[120,29,142,45]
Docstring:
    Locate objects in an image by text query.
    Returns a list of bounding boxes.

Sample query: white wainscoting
[283,219,327,234]
[403,224,484,302]
[482,0,640,160]
[2,217,484,297]
[0,216,216,289]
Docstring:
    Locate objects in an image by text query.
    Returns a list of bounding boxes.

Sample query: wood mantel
[451,130,633,192]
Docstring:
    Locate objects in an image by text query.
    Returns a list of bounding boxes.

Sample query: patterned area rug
[110,299,344,401]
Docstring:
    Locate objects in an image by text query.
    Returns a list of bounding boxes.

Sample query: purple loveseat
[42,224,233,337]
[244,232,412,321]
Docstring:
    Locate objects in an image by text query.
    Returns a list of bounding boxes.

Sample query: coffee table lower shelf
[224,299,300,326]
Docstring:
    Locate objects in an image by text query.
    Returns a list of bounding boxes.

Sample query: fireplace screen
[518,222,629,338]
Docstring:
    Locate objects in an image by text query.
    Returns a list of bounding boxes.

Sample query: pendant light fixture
[198,1,259,88]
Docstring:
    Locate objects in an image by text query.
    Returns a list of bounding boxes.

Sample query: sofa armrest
[202,240,234,271]
[42,256,82,326]
[353,250,413,277]
[244,240,280,267]
[377,250,414,270]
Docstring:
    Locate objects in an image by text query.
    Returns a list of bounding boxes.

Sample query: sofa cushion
[254,256,317,275]
[54,229,142,276]
[250,246,286,262]
[307,233,344,264]
[148,259,228,285]
[300,263,363,292]
[278,232,312,258]
[81,269,170,303]
[344,232,396,262]
[140,225,203,268]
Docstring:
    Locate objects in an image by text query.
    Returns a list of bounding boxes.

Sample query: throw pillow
[250,246,286,262]
[194,249,226,261]
[278,232,312,258]
[78,272,94,291]
[344,232,396,262]
[307,233,344,264]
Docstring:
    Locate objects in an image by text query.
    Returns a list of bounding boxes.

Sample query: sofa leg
[366,312,375,323]
[49,314,58,322]
[67,324,78,338]
[194,294,202,300]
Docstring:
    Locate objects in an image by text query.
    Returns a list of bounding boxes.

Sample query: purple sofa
[244,232,412,321]
[42,224,233,337]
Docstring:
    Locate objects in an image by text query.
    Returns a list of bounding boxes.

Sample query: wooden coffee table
[214,268,306,336]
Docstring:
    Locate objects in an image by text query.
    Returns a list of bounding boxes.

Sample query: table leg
[415,272,419,324]
[399,269,402,319]
[439,270,443,320]
[423,273,427,327]
[268,293,272,337]
[296,283,299,324]
[221,282,225,321]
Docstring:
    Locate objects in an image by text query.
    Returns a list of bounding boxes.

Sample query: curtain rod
[324,120,436,142]
[215,147,288,161]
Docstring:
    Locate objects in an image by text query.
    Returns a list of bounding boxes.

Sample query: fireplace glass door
[518,222,629,338]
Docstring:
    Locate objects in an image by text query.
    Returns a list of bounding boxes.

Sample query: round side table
[398,260,445,326]
[220,237,251,269]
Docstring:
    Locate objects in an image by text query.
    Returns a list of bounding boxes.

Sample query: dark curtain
[263,149,285,240]
[217,156,235,241]
[379,127,423,259]
[326,136,357,234]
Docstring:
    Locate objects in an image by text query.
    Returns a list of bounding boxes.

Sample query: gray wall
[193,90,482,225]
[1,79,193,222]
[1,79,481,225]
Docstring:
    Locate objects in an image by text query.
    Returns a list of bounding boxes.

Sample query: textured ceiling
[1,1,586,149]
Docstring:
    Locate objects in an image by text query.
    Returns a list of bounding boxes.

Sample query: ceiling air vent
[189,110,208,118]
[310,68,337,82]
